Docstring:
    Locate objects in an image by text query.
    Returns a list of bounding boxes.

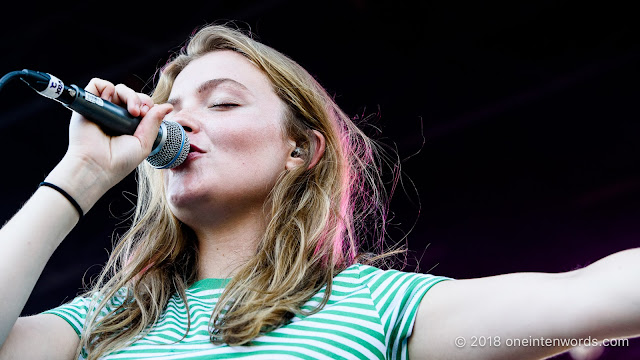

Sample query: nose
[169,109,200,134]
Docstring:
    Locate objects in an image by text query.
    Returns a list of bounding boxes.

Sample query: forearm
[0,157,109,348]
[576,247,640,339]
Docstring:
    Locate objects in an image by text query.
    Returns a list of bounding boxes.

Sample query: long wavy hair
[77,24,396,359]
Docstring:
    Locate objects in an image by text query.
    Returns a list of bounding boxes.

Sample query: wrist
[44,154,114,214]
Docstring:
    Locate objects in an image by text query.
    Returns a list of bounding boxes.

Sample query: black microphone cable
[0,71,26,91]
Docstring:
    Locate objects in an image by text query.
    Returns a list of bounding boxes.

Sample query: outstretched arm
[409,248,640,360]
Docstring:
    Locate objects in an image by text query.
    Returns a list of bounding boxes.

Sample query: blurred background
[0,1,638,358]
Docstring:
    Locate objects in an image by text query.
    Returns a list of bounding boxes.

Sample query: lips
[189,144,204,154]
[186,144,205,161]
[171,144,204,171]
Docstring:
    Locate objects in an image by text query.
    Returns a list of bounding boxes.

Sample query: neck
[192,207,266,279]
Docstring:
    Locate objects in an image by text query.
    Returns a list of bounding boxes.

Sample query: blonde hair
[77,24,395,359]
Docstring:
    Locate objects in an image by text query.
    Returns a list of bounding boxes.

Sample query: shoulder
[337,263,451,294]
[328,264,451,359]
[42,286,130,336]
[333,263,451,319]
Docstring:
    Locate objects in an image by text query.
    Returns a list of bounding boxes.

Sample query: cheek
[227,131,288,178]
[212,116,288,162]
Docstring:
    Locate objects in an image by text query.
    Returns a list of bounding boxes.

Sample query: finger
[134,103,173,152]
[114,84,142,117]
[112,87,154,118]
[85,78,115,102]
[138,93,154,117]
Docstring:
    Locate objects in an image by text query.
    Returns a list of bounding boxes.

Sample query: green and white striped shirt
[45,264,449,359]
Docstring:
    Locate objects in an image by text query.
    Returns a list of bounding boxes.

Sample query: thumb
[134,103,174,153]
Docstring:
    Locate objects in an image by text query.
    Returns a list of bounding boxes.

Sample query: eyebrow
[167,78,251,106]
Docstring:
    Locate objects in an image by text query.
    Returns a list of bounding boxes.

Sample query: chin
[166,196,202,228]
[167,189,204,210]
[165,173,206,204]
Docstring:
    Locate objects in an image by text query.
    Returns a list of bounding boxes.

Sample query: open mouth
[189,144,204,153]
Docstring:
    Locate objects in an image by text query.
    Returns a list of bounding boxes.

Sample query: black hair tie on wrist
[39,182,83,218]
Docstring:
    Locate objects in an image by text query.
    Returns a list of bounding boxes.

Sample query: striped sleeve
[42,296,92,336]
[360,265,451,360]
[42,288,129,337]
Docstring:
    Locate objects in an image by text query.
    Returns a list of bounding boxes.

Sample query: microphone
[0,69,189,169]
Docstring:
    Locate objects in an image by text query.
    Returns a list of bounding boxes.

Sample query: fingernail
[141,104,150,114]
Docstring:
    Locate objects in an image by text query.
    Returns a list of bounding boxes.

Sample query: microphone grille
[146,121,190,169]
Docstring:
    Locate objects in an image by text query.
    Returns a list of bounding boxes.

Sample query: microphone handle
[67,85,139,135]
[64,86,165,149]
[23,70,163,149]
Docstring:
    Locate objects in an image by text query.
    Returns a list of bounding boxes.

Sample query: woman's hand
[45,78,173,213]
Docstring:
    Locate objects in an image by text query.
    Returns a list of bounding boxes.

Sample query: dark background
[0,1,638,359]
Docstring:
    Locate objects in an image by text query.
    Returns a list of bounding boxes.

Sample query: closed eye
[210,103,239,109]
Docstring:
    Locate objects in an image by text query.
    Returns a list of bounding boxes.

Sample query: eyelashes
[209,103,239,109]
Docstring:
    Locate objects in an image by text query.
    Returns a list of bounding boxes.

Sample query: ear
[285,130,326,171]
[306,130,326,170]
[285,139,305,170]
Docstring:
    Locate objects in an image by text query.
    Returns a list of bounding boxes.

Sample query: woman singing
[0,24,638,360]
